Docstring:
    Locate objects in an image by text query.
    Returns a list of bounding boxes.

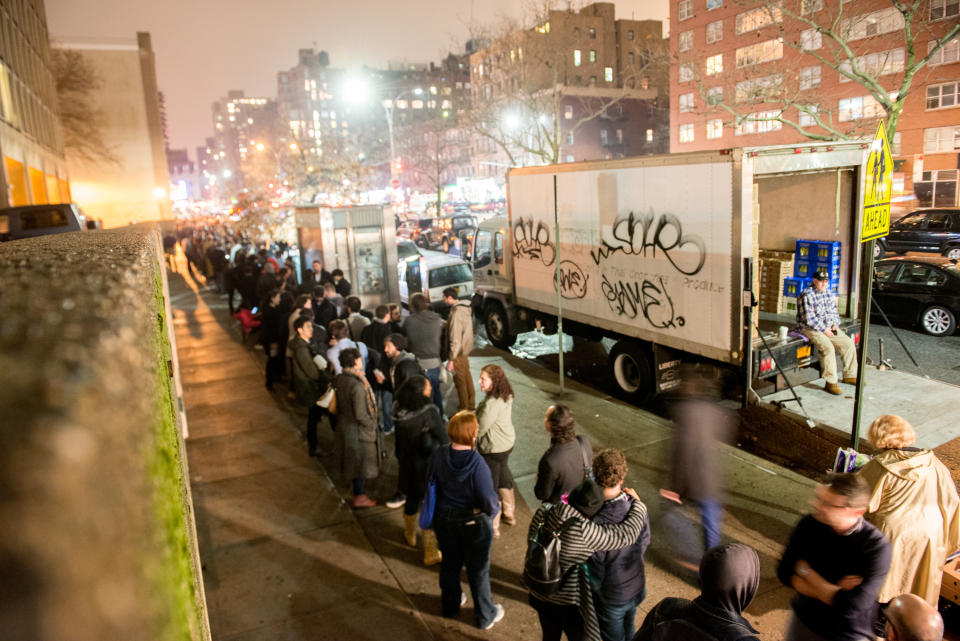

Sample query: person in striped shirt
[796,269,857,396]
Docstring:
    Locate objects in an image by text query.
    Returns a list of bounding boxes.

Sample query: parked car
[876,208,960,259]
[398,250,474,311]
[397,238,422,261]
[0,203,87,242]
[873,256,960,336]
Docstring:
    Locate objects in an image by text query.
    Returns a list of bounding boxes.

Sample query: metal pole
[554,174,564,394]
[742,257,754,409]
[850,239,876,449]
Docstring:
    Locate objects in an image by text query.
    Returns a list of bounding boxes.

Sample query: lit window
[706,54,723,76]
[799,66,821,90]
[679,63,694,83]
[736,38,784,67]
[923,126,960,152]
[566,155,575,162]
[574,49,582,66]
[838,49,904,82]
[843,8,905,41]
[736,6,782,33]
[679,123,695,143]
[927,81,959,110]
[706,86,723,105]
[838,94,892,121]
[930,0,959,20]
[605,67,613,82]
[679,30,694,52]
[646,128,654,142]
[706,21,723,43]
[706,119,723,139]
[735,110,782,135]
[590,50,597,63]
[679,0,693,20]
[798,104,823,127]
[801,29,821,50]
[928,38,959,66]
[679,92,696,112]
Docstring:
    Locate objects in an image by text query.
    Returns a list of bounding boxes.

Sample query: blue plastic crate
[814,260,841,282]
[794,259,814,278]
[796,239,841,263]
[783,277,811,297]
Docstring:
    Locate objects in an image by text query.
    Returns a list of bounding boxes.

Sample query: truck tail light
[759,356,775,374]
[852,331,861,347]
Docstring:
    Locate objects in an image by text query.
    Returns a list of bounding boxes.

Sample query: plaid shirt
[796,285,839,332]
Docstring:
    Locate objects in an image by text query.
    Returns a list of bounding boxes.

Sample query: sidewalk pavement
[170,268,811,641]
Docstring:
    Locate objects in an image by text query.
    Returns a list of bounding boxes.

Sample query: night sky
[45,0,668,153]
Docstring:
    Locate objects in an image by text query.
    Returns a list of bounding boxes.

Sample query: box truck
[470,142,868,402]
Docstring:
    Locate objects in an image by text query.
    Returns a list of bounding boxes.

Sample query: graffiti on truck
[555,260,588,299]
[600,273,685,329]
[513,217,556,266]
[590,212,706,276]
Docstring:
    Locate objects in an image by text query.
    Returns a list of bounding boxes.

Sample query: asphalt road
[864,321,960,386]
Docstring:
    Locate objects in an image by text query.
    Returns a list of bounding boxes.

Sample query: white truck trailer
[470,142,870,402]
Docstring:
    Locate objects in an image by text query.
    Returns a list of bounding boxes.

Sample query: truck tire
[608,340,655,404]
[484,301,517,349]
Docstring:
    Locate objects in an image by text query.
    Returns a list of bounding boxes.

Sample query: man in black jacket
[362,305,396,433]
[302,259,332,294]
[777,474,892,641]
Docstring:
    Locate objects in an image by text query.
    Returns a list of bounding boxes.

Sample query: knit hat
[567,478,605,519]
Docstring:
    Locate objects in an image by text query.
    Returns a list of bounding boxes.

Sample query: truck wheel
[921,305,956,336]
[484,302,516,349]
[608,340,654,404]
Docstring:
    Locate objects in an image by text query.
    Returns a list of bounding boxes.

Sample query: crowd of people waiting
[170,224,959,641]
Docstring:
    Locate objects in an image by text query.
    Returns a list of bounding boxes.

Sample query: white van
[398,250,474,311]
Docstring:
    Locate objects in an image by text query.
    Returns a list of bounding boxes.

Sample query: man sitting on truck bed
[796,269,858,396]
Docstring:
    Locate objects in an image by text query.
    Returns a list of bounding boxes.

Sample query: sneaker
[481,604,505,631]
[385,492,406,509]
[352,494,376,508]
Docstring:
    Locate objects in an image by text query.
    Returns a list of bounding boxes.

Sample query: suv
[0,203,87,242]
[878,208,960,259]
[398,250,474,311]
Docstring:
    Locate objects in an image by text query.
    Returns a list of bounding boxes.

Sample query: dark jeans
[352,477,365,496]
[594,590,645,641]
[434,510,496,628]
[306,405,325,454]
[529,594,584,641]
[481,449,514,490]
[698,498,723,551]
[424,367,444,416]
[378,389,393,432]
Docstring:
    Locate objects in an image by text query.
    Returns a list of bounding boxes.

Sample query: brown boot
[492,510,501,539]
[403,513,418,547]
[423,529,442,566]
[841,377,861,386]
[499,488,516,526]
[824,382,843,395]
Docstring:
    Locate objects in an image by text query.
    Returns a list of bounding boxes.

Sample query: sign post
[851,122,893,449]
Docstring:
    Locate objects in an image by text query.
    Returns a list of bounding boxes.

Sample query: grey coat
[334,371,380,480]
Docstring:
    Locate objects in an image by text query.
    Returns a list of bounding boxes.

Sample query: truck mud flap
[653,344,683,394]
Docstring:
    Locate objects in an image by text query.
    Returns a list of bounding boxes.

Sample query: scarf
[344,368,377,422]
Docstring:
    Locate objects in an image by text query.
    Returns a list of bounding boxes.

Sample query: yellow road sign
[861,121,893,242]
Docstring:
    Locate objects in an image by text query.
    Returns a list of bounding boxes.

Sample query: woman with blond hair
[858,413,960,604]
[476,364,517,537]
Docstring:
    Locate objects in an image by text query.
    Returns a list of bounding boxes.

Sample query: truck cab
[399,250,474,312]
[470,217,517,345]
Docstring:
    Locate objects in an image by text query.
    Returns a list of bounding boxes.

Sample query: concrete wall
[0,229,207,641]
[53,34,172,228]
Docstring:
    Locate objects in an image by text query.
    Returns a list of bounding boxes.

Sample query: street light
[384,86,423,168]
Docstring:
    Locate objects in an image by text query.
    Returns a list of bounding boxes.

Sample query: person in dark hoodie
[633,543,761,641]
[393,375,448,565]
[587,449,651,641]
[425,411,504,631]
[535,405,593,505]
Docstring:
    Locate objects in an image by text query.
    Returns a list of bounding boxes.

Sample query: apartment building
[209,91,278,195]
[468,2,670,177]
[670,0,960,210]
[0,0,70,208]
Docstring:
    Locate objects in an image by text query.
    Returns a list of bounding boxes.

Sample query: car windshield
[429,263,472,288]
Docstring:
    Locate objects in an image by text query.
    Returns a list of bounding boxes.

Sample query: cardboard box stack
[758,249,795,313]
